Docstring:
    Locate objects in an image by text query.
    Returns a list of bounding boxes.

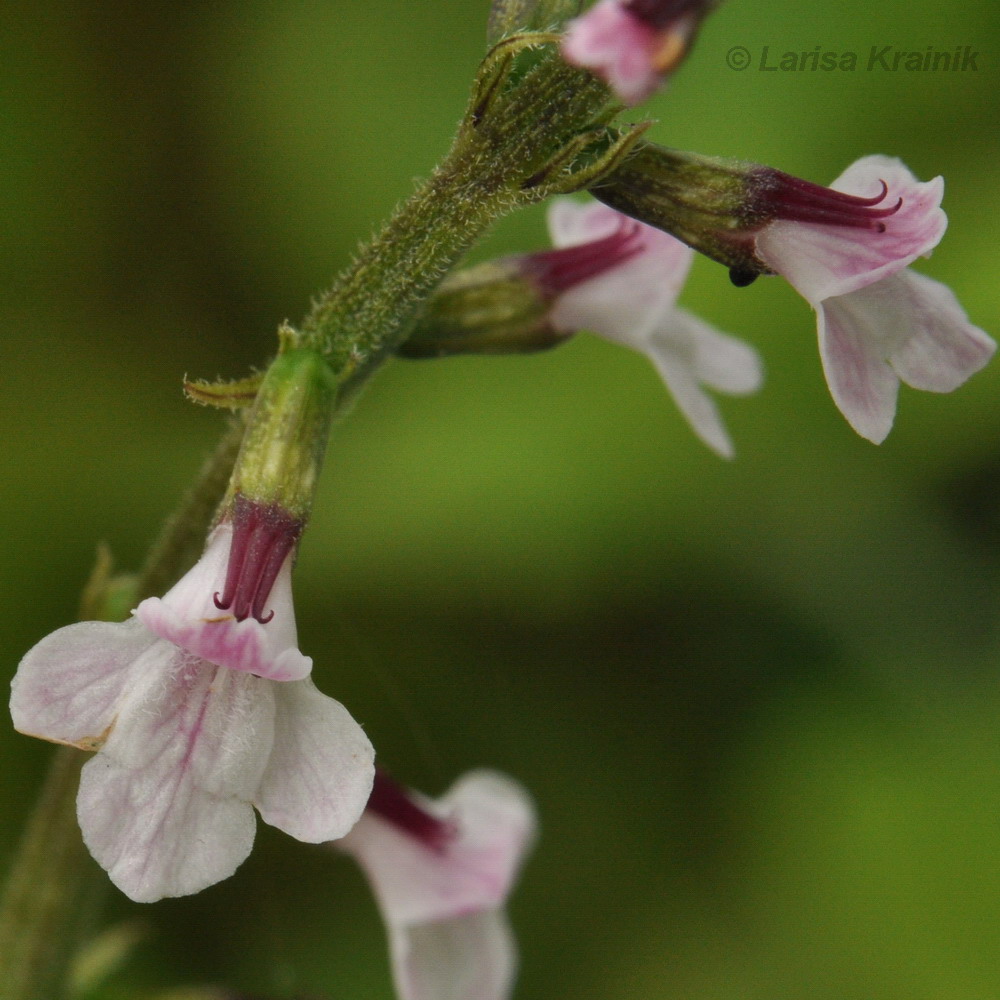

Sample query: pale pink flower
[541,198,762,458]
[756,155,995,442]
[562,0,711,106]
[136,497,311,683]
[338,771,536,1000]
[10,514,374,902]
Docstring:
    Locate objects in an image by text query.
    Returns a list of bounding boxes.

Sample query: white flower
[10,520,374,902]
[545,198,763,458]
[338,771,536,1000]
[755,155,995,442]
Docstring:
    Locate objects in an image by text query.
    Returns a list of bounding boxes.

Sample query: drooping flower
[562,0,715,105]
[541,198,763,458]
[753,155,995,442]
[337,770,536,1000]
[10,508,375,903]
[592,145,995,442]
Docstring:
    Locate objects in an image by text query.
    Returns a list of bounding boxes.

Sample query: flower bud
[562,0,718,105]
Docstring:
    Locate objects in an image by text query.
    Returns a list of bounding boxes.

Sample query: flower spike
[752,173,903,230]
[523,216,646,295]
[212,494,303,624]
[366,770,458,853]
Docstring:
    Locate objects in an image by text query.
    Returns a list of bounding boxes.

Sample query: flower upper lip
[135,516,312,682]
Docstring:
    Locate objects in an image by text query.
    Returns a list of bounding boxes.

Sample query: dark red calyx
[750,170,903,232]
[624,0,711,30]
[213,493,303,624]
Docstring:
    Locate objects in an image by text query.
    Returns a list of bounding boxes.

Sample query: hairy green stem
[300,44,611,373]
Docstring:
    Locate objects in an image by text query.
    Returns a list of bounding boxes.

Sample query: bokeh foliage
[2,0,999,997]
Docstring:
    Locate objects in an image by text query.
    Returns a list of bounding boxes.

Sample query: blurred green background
[3,0,1000,997]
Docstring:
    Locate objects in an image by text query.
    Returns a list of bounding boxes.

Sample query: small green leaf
[526,120,653,198]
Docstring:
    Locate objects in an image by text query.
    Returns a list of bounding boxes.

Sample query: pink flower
[755,155,995,442]
[540,198,762,458]
[10,511,374,902]
[338,771,536,1000]
[562,0,712,106]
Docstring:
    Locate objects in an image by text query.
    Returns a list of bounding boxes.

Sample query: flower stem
[0,418,249,999]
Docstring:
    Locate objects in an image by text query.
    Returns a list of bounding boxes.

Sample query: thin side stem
[0,749,100,1000]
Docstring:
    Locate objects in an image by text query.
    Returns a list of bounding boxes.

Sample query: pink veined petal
[546,199,692,295]
[543,199,762,457]
[10,617,157,750]
[756,155,947,304]
[817,291,901,444]
[78,652,275,902]
[562,0,664,105]
[546,197,627,247]
[254,677,375,843]
[546,199,692,345]
[137,524,311,681]
[872,270,995,392]
[150,523,232,622]
[390,909,517,1000]
[135,585,312,683]
[340,771,536,928]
